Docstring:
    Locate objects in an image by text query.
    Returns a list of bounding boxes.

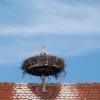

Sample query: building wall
[0,83,100,100]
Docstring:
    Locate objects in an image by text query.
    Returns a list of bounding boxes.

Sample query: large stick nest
[21,55,65,78]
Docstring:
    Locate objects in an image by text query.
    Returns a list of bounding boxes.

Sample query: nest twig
[21,55,65,78]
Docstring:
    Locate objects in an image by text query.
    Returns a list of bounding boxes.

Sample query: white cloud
[0,0,100,35]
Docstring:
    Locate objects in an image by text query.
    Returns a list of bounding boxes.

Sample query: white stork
[40,46,46,56]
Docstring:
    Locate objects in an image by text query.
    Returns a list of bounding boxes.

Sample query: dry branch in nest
[21,55,65,79]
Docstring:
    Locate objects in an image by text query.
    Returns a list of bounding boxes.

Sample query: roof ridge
[0,82,100,85]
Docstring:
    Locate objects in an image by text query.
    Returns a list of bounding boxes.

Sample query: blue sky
[0,0,100,83]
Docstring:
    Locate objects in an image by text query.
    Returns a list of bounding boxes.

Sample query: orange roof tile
[0,83,100,100]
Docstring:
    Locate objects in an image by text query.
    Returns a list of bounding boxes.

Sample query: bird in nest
[40,46,46,56]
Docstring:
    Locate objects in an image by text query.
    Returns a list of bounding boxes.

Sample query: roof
[0,83,100,100]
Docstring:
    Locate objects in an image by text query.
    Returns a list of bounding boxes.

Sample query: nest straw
[21,55,65,79]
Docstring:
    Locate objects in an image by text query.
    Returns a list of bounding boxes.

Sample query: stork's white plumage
[40,46,46,56]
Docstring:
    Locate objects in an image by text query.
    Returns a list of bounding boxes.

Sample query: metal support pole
[41,74,46,92]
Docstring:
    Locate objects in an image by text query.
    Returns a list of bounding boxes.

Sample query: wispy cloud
[0,35,100,64]
[0,0,100,35]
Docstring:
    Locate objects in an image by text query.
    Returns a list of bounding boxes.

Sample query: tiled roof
[0,83,100,100]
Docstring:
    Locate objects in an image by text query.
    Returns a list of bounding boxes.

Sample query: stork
[40,46,46,56]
